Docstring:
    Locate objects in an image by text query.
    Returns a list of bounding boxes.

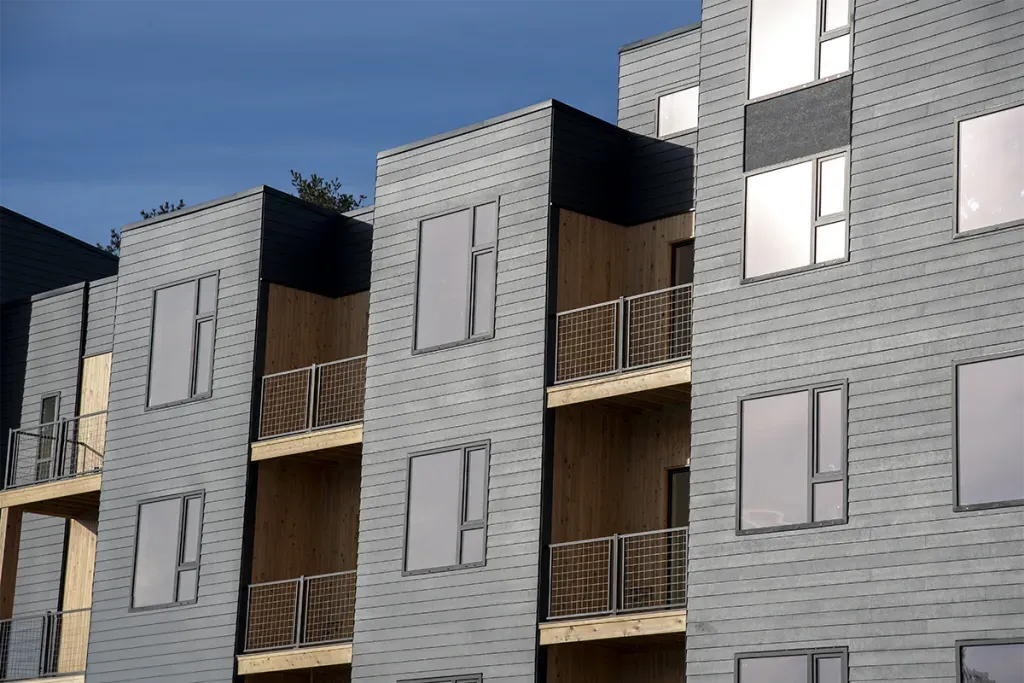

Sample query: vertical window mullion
[810,159,820,264]
[456,447,468,563]
[464,218,476,342]
[807,389,816,524]
[814,0,824,79]
[173,496,186,602]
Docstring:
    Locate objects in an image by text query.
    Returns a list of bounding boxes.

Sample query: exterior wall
[84,276,119,357]
[86,191,265,682]
[687,2,1024,683]
[353,104,554,683]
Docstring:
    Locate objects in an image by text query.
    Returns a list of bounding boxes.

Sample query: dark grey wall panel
[86,190,264,682]
[687,1,1024,682]
[84,276,119,357]
[551,104,628,222]
[744,76,853,172]
[354,103,553,683]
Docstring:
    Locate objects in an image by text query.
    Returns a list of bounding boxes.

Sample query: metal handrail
[4,412,107,490]
[244,570,356,653]
[547,526,688,621]
[0,609,90,681]
[257,355,367,440]
[554,283,693,384]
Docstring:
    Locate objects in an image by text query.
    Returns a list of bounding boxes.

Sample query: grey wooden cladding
[84,276,119,357]
[687,1,1024,682]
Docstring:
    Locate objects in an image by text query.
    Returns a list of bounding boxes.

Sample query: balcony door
[35,394,61,481]
[667,467,689,607]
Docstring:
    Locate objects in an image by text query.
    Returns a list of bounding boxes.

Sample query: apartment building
[0,0,1021,681]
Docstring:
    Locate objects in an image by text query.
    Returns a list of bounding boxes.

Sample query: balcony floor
[547,361,691,409]
[251,423,363,463]
[0,473,101,517]
[237,643,353,675]
[540,609,686,646]
[16,676,86,683]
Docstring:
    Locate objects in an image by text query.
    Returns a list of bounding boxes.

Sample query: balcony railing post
[293,576,305,648]
[4,428,14,489]
[610,534,619,615]
[616,297,626,375]
[306,366,317,432]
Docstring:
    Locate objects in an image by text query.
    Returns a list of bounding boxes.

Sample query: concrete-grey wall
[687,1,1024,682]
[84,275,119,357]
[353,102,554,683]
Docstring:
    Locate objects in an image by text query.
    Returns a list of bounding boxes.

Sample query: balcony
[237,571,355,676]
[549,284,692,408]
[0,609,89,682]
[252,356,366,462]
[0,413,105,517]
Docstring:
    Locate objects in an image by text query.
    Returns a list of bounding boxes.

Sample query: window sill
[402,560,486,577]
[658,127,698,142]
[954,499,1024,513]
[737,518,847,536]
[145,392,213,412]
[129,598,198,613]
[740,255,849,285]
[952,219,1024,241]
[745,72,852,106]
[412,332,495,356]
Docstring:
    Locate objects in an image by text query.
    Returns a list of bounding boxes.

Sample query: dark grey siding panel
[744,76,853,172]
[12,515,66,615]
[337,206,375,296]
[86,192,263,683]
[688,1,1024,682]
[84,276,119,357]
[354,106,553,683]
[0,207,118,305]
[551,105,628,222]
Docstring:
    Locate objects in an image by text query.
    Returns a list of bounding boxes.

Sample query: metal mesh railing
[244,571,356,653]
[4,413,106,490]
[554,284,693,384]
[258,356,366,440]
[547,527,687,620]
[0,609,90,681]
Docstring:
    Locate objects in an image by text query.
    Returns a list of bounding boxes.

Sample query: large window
[738,649,846,682]
[744,152,848,279]
[749,0,852,99]
[739,384,846,531]
[956,104,1024,234]
[658,86,699,137]
[414,202,498,351]
[131,492,204,609]
[958,641,1023,683]
[147,274,218,407]
[954,354,1024,510]
[404,443,489,573]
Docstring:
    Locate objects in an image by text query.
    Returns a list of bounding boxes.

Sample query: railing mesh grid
[258,368,313,439]
[315,357,366,430]
[245,580,299,652]
[302,571,356,645]
[244,571,356,653]
[620,527,688,613]
[0,609,89,681]
[5,413,106,490]
[548,538,613,619]
[258,356,367,440]
[554,302,619,384]
[625,285,693,370]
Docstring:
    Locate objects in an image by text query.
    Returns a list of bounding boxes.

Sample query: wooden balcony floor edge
[0,473,102,516]
[251,423,363,462]
[539,609,686,645]
[16,675,85,683]
[546,361,691,408]
[237,642,353,675]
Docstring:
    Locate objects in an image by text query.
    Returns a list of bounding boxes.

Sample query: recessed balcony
[0,608,90,682]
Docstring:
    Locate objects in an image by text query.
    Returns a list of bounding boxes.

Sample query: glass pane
[823,0,850,31]
[819,34,851,79]
[958,105,1024,233]
[181,496,202,564]
[815,221,846,263]
[176,569,198,603]
[816,656,843,683]
[957,355,1024,505]
[658,87,699,137]
[672,242,694,286]
[739,655,808,683]
[197,275,217,314]
[816,389,843,473]
[460,527,485,564]
[813,480,844,522]
[39,395,59,423]
[193,319,214,396]
[961,643,1024,683]
[818,156,846,218]
[415,210,472,349]
[471,251,495,337]
[749,0,817,98]
[149,281,197,406]
[740,391,810,529]
[464,448,487,522]
[406,450,462,571]
[133,498,181,607]
[473,203,497,246]
[745,161,814,278]
[669,469,690,528]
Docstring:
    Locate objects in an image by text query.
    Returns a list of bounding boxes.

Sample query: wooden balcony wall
[264,284,369,375]
[244,666,352,683]
[547,641,685,683]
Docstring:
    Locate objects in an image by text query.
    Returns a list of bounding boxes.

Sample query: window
[147,274,218,407]
[672,241,695,286]
[958,641,1023,683]
[404,443,489,573]
[414,202,498,351]
[739,384,846,531]
[749,0,852,99]
[658,86,699,137]
[954,354,1024,509]
[36,393,60,480]
[668,467,690,528]
[401,676,482,683]
[956,104,1024,234]
[744,151,848,279]
[132,492,204,608]
[738,649,846,683]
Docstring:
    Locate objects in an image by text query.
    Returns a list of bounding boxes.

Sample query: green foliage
[290,170,366,213]
[97,199,186,256]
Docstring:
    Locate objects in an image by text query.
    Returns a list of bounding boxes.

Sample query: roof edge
[0,206,118,263]
[619,22,701,54]
[121,185,270,233]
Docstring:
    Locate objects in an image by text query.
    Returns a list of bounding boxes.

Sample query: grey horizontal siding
[687,1,1024,682]
[86,192,264,682]
[84,276,119,356]
[353,104,553,683]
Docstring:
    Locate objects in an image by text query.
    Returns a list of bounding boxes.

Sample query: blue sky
[0,1,700,247]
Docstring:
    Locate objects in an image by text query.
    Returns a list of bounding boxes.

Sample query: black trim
[735,647,848,683]
[128,490,206,612]
[956,639,1024,683]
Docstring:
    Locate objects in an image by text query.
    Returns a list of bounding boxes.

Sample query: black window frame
[956,638,1024,683]
[951,351,1024,512]
[411,198,500,354]
[129,490,205,611]
[736,381,849,534]
[667,465,690,529]
[35,392,62,480]
[402,441,491,576]
[655,83,700,139]
[736,647,848,683]
[144,272,219,410]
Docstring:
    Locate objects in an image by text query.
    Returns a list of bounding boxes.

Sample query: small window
[954,354,1024,509]
[958,641,1023,683]
[147,274,218,407]
[414,203,498,351]
[668,467,690,528]
[744,152,848,279]
[404,443,489,573]
[749,0,852,99]
[672,241,695,286]
[739,385,846,531]
[956,104,1024,234]
[738,649,846,682]
[132,492,204,609]
[36,394,60,480]
[658,87,699,137]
